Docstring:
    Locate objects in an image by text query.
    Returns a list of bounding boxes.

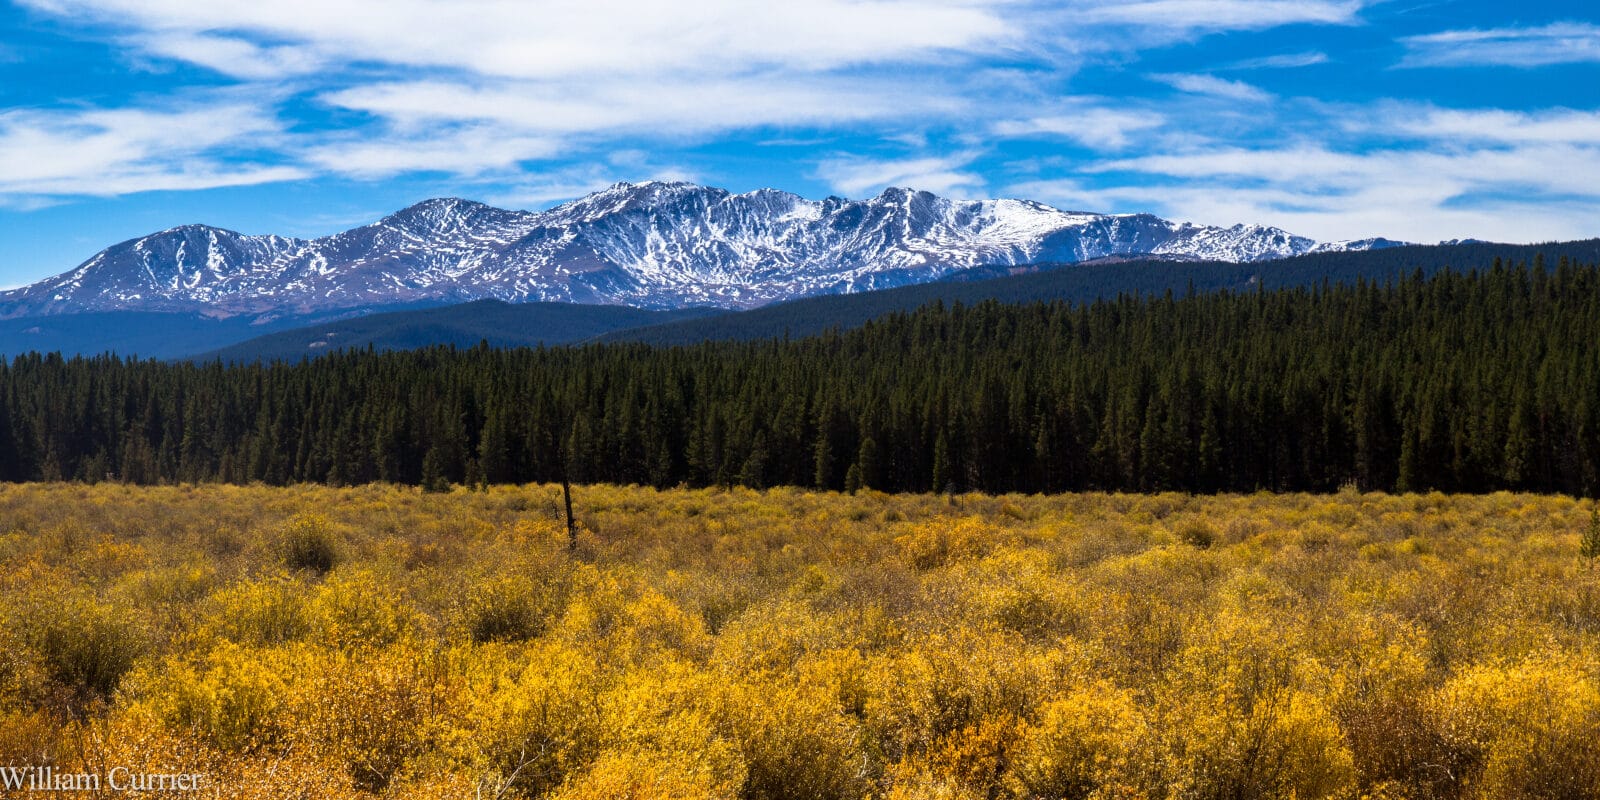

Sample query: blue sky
[1,0,1597,287]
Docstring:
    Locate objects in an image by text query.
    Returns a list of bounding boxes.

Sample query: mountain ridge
[0,182,1408,319]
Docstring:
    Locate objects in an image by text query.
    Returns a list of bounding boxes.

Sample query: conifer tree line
[0,256,1597,495]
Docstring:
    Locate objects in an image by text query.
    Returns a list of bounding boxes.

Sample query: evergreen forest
[2,256,1597,495]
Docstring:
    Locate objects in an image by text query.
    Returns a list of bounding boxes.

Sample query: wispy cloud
[303,127,562,179]
[1090,141,1600,197]
[815,152,986,198]
[16,0,1015,80]
[6,0,1590,255]
[1400,22,1600,68]
[1152,73,1272,101]
[320,75,966,138]
[1019,172,1600,245]
[997,88,1600,244]
[1222,51,1329,70]
[992,107,1166,149]
[1078,1,1364,33]
[487,159,702,210]
[8,0,1380,190]
[6,0,1014,191]
[306,74,977,179]
[0,101,305,201]
[1018,132,1600,243]
[1386,107,1600,146]
[127,32,325,80]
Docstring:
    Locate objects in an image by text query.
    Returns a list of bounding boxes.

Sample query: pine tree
[740,431,769,489]
[1582,506,1600,562]
[931,432,952,493]
[855,437,881,491]
[478,402,514,484]
[421,446,450,493]
[844,462,863,495]
[812,432,834,490]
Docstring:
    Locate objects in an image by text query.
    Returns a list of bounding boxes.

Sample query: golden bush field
[1,482,1598,799]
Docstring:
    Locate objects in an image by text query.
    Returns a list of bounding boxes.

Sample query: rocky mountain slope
[0,182,1404,318]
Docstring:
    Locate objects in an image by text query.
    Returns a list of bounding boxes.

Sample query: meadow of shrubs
[0,482,1597,799]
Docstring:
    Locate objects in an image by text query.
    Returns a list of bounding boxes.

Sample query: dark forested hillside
[196,299,724,363]
[603,238,1600,345]
[2,256,1597,495]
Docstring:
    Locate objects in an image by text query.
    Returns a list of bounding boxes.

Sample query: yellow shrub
[528,663,751,799]
[1319,613,1450,797]
[119,560,217,607]
[938,547,1086,641]
[0,708,60,769]
[126,642,287,751]
[714,600,852,676]
[1161,687,1355,800]
[896,517,1005,570]
[881,766,986,800]
[87,710,363,799]
[286,644,464,793]
[713,677,868,800]
[1157,611,1356,800]
[1007,682,1149,799]
[454,642,608,798]
[796,646,874,719]
[919,714,1019,799]
[24,591,147,701]
[547,750,741,800]
[458,573,556,644]
[1434,653,1600,798]
[0,484,1596,799]
[554,566,708,665]
[200,575,313,646]
[279,513,341,574]
[863,628,1069,764]
[309,569,421,650]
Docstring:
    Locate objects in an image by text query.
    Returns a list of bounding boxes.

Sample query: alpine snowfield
[0,182,1405,318]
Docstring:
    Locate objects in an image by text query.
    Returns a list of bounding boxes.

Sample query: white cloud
[487,160,702,210]
[1389,107,1600,146]
[992,107,1166,149]
[306,73,973,179]
[1012,173,1600,244]
[1223,51,1329,70]
[1152,73,1272,101]
[21,0,1370,81]
[8,0,1389,193]
[17,0,1015,79]
[11,0,1589,254]
[320,75,965,138]
[304,127,561,179]
[1400,22,1600,68]
[815,153,986,198]
[1037,136,1600,243]
[1078,1,1363,33]
[1091,143,1600,197]
[1006,98,1600,244]
[0,103,306,200]
[129,32,324,80]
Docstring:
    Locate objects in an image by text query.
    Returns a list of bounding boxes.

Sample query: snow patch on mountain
[0,182,1410,318]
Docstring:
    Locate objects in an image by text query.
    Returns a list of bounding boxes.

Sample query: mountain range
[0,181,1407,320]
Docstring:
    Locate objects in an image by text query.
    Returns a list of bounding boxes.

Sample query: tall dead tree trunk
[562,474,576,552]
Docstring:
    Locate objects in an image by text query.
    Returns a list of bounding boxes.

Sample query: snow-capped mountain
[0,182,1407,318]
